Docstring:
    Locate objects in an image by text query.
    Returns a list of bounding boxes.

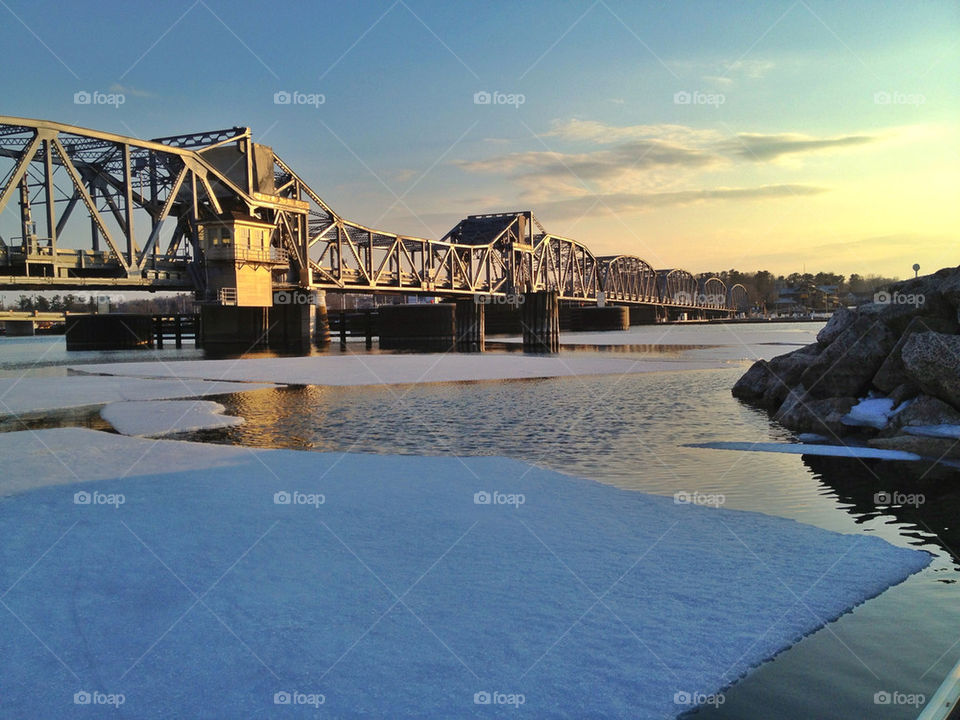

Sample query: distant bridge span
[0,117,744,313]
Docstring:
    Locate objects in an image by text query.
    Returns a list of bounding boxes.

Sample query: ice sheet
[101,400,244,437]
[0,428,930,719]
[0,375,273,417]
[69,353,723,387]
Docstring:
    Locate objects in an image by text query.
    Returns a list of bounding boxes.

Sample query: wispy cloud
[109,83,155,98]
[535,184,828,218]
[720,132,876,160]
[458,119,879,209]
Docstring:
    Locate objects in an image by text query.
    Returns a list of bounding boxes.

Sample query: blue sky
[1,0,957,276]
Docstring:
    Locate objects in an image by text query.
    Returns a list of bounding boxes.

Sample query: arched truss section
[699,277,727,308]
[598,255,658,303]
[729,283,750,312]
[531,234,600,300]
[658,269,698,306]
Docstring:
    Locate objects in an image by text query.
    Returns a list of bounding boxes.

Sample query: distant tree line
[701,270,900,308]
[5,293,194,314]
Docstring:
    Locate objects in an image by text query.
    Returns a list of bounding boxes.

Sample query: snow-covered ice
[101,400,244,437]
[689,440,923,461]
[0,375,273,417]
[70,353,723,387]
[0,428,930,719]
[842,397,901,430]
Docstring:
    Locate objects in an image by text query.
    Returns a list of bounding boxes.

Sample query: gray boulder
[872,315,959,393]
[889,394,960,432]
[773,387,856,435]
[817,307,856,347]
[888,382,919,406]
[761,343,822,408]
[887,265,960,322]
[902,332,960,410]
[800,317,898,399]
[731,360,772,404]
[732,344,822,409]
[868,435,960,460]
[858,300,926,334]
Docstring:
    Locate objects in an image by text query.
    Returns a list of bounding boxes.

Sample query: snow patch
[101,400,244,437]
[0,376,273,417]
[0,428,930,719]
[842,397,898,430]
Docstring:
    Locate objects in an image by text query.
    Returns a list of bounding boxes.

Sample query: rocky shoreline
[732,265,960,463]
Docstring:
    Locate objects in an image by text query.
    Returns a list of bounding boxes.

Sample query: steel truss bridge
[0,117,749,313]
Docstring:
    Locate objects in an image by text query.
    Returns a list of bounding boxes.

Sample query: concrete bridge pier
[455,299,485,352]
[199,306,269,354]
[379,303,456,351]
[522,290,559,353]
[629,306,658,325]
[65,314,155,350]
[4,320,36,336]
[269,290,316,354]
[579,306,629,331]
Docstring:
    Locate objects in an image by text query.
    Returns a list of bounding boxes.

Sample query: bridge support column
[4,320,36,337]
[629,306,657,325]
[579,306,629,331]
[455,299,485,352]
[522,291,559,353]
[199,305,269,354]
[65,314,154,350]
[269,291,316,354]
[379,303,456,351]
[314,291,330,347]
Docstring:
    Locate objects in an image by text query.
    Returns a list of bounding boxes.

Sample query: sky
[0,0,957,279]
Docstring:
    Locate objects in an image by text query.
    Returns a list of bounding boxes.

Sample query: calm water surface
[1,326,958,718]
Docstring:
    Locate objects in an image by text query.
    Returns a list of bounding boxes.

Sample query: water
[1,326,958,718]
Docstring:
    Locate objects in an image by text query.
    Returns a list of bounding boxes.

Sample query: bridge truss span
[0,116,746,313]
